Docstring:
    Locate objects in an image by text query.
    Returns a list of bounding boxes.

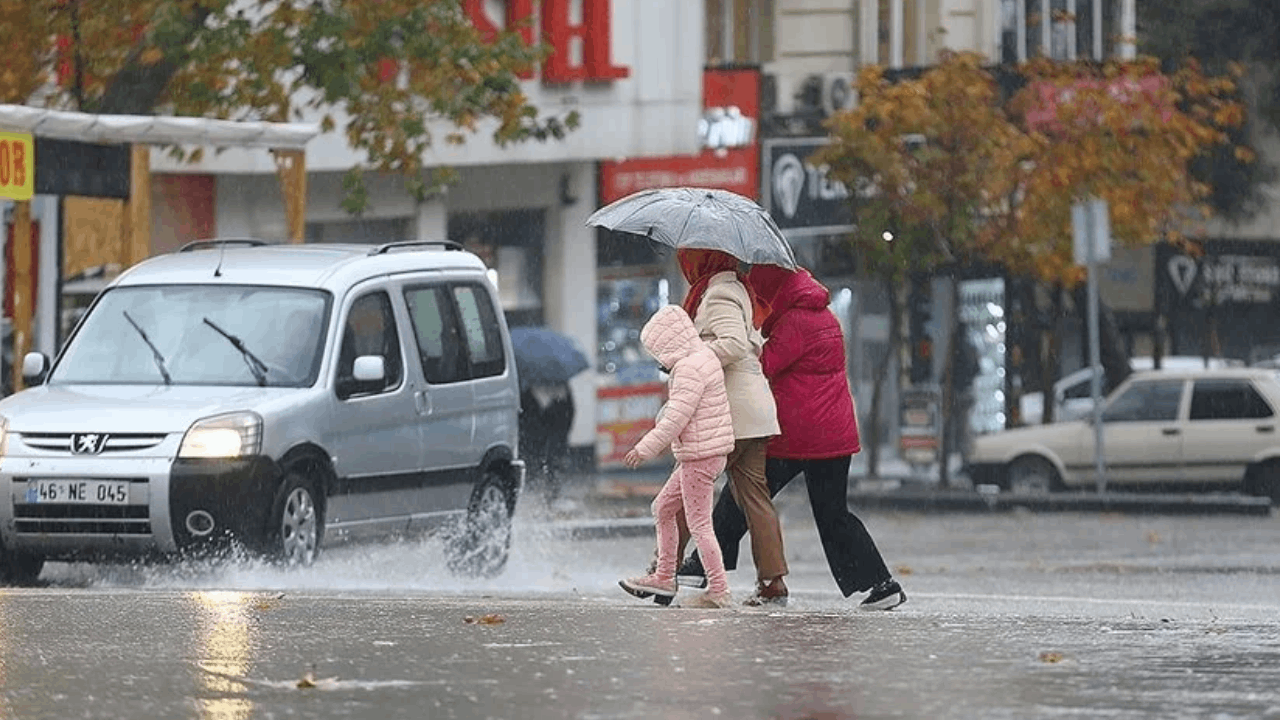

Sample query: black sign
[761,138,854,235]
[1156,239,1280,311]
[34,138,130,199]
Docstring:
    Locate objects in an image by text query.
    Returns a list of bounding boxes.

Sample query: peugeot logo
[70,433,110,455]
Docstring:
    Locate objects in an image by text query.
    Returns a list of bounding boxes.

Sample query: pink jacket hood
[640,305,702,370]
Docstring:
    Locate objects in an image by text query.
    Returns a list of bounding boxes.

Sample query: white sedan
[968,367,1280,502]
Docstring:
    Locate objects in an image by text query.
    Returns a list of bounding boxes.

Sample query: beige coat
[692,272,780,440]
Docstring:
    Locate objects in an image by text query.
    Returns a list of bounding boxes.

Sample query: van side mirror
[353,355,386,383]
[22,352,49,386]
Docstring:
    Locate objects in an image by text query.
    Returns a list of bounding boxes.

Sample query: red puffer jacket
[748,267,861,459]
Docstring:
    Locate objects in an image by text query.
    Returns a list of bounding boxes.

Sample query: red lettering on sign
[464,0,629,83]
[11,140,23,187]
[0,142,9,187]
[542,0,629,83]
[463,0,538,80]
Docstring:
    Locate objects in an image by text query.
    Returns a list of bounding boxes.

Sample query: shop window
[449,209,544,328]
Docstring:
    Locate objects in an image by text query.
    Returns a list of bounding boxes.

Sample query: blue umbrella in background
[509,327,590,390]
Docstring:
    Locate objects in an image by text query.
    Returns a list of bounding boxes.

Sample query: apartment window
[706,0,774,64]
[999,0,1119,63]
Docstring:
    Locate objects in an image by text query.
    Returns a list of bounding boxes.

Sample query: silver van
[0,239,524,584]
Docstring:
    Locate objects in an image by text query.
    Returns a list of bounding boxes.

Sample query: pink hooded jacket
[631,305,736,463]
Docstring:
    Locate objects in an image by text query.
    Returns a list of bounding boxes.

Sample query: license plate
[26,480,130,505]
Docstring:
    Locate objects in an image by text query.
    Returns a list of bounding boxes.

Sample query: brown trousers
[678,437,788,581]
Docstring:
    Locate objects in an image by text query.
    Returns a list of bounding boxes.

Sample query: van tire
[0,549,43,587]
[268,471,323,566]
[446,470,514,579]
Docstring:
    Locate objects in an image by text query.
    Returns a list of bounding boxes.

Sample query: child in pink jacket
[619,305,737,608]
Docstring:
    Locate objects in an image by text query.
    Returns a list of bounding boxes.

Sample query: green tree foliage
[0,0,578,209]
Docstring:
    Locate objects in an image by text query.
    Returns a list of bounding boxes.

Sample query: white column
[915,0,928,66]
[861,0,881,65]
[1040,0,1050,57]
[1119,0,1136,59]
[1092,0,1103,60]
[547,163,598,449]
[890,0,904,68]
[34,195,59,355]
[413,194,447,243]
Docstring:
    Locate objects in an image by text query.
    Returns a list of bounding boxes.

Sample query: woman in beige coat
[672,248,788,605]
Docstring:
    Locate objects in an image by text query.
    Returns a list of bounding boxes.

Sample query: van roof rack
[179,238,271,252]
[368,240,463,255]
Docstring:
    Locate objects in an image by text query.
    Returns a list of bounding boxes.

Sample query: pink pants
[651,455,729,595]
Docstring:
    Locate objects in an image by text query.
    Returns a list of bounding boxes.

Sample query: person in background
[680,265,907,611]
[618,305,737,609]
[519,380,575,504]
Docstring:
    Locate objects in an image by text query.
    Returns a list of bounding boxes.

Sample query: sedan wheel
[1007,456,1059,495]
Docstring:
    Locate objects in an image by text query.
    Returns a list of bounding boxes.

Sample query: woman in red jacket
[679,265,906,610]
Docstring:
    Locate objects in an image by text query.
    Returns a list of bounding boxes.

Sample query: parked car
[0,239,525,584]
[969,367,1280,501]
[1018,355,1245,425]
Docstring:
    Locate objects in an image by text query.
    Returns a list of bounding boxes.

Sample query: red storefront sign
[596,382,667,467]
[599,67,760,203]
[463,0,629,83]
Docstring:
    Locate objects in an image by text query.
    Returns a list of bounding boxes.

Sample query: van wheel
[0,549,43,587]
[268,471,323,566]
[447,471,514,579]
[1006,456,1060,495]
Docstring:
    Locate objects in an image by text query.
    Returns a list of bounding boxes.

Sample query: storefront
[149,0,706,463]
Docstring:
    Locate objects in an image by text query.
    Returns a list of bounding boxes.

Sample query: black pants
[707,455,892,597]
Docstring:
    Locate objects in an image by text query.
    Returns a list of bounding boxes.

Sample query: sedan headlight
[178,412,262,459]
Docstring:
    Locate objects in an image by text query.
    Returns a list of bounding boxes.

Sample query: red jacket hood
[759,270,831,337]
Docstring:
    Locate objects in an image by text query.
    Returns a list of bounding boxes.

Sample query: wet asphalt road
[7,492,1280,719]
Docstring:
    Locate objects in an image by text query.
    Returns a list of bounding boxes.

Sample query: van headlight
[178,412,262,459]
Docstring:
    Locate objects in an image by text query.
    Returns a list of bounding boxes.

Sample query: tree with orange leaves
[816,50,1245,479]
[0,0,576,210]
[816,51,1034,484]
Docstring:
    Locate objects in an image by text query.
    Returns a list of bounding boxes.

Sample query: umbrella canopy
[509,327,590,390]
[586,187,798,270]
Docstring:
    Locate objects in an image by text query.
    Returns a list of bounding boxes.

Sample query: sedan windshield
[51,285,331,387]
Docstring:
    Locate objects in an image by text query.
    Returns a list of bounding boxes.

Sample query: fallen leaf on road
[894,565,914,576]
[1146,531,1161,544]
[296,667,340,689]
[1038,651,1065,664]
[464,613,506,625]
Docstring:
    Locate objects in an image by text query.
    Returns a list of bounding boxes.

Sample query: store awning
[0,104,319,149]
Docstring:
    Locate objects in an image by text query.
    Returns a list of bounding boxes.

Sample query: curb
[845,489,1275,516]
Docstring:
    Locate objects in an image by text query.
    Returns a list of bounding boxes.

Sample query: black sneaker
[859,579,907,611]
[676,556,708,589]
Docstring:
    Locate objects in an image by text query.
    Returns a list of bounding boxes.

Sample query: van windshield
[50,285,331,388]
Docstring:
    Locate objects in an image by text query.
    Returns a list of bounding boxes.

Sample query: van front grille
[13,503,151,535]
[20,433,168,454]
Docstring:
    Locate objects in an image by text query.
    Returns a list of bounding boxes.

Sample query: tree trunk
[1040,286,1065,425]
[938,277,960,488]
[1072,283,1132,394]
[863,274,902,478]
[93,4,215,114]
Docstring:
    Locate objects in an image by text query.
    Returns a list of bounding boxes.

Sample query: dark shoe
[742,576,788,607]
[676,556,708,589]
[859,579,907,611]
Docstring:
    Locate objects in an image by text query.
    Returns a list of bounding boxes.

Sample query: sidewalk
[527,447,1273,539]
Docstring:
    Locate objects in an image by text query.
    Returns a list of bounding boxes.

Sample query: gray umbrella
[586,187,798,269]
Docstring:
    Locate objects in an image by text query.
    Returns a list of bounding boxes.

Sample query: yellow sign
[0,131,35,201]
